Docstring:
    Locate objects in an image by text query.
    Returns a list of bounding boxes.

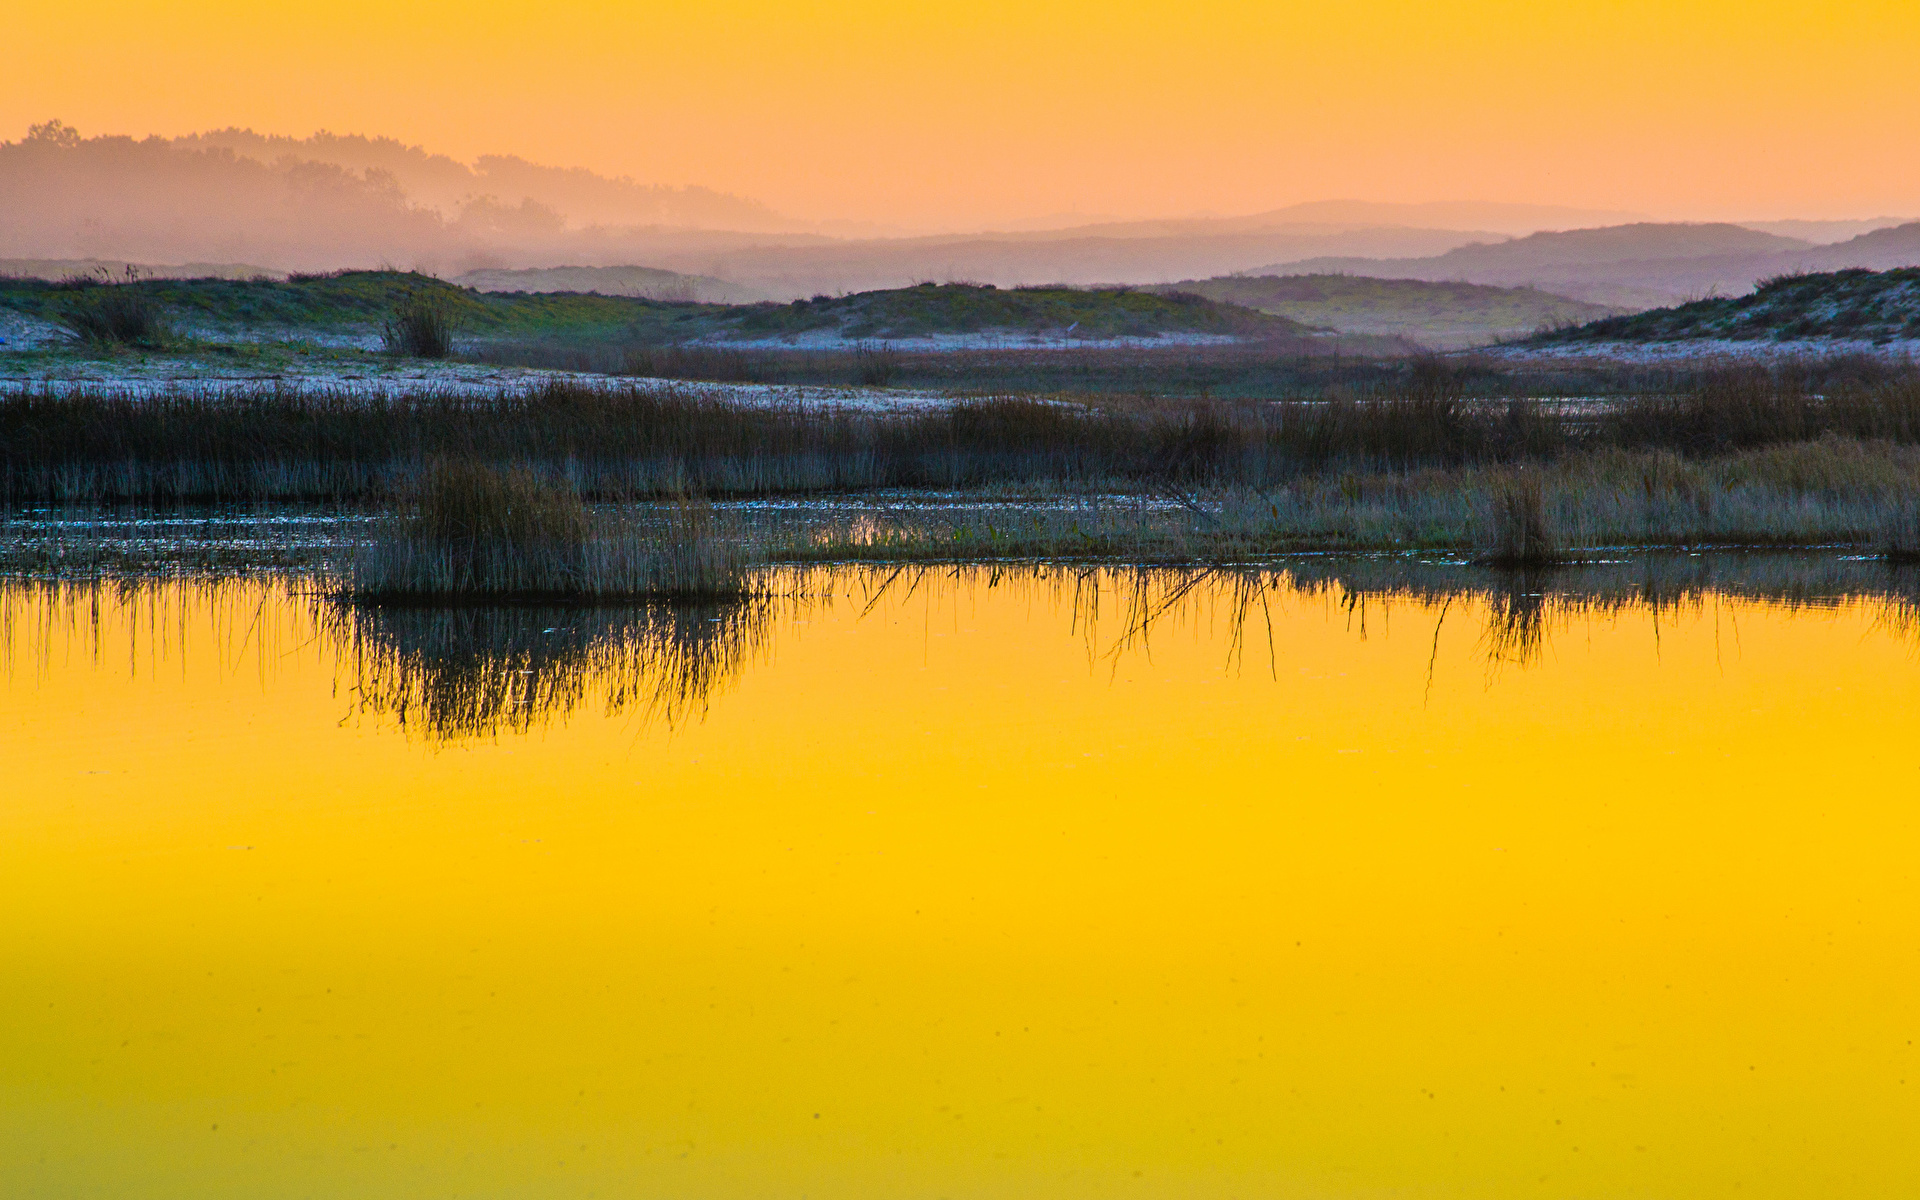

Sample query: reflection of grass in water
[8,557,1920,741]
[875,556,1920,679]
[323,596,778,740]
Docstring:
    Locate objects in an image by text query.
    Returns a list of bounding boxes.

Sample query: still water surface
[2,561,1917,1198]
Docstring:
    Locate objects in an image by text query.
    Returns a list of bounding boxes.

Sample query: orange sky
[8,0,1919,228]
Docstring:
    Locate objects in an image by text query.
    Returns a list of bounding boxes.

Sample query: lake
[3,558,1916,1198]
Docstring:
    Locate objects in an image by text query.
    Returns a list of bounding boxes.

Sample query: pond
[3,558,1917,1198]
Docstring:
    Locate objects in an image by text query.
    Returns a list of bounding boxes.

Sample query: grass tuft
[348,462,749,601]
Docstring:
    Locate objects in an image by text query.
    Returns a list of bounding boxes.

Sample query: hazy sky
[8,0,1918,229]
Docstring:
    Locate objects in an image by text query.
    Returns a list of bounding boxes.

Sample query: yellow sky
[8,0,1919,227]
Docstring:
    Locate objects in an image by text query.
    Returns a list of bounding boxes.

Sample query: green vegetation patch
[718,283,1310,341]
[1534,268,1920,345]
[0,270,730,342]
[0,273,1310,348]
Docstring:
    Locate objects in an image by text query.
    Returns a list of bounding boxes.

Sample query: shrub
[55,286,172,348]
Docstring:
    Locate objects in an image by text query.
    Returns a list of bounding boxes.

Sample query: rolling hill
[1525,267,1920,346]
[0,273,1321,348]
[1259,221,1920,311]
[1259,223,1815,307]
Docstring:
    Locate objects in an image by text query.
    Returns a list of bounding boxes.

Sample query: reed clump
[382,294,456,358]
[1478,472,1560,565]
[348,462,750,601]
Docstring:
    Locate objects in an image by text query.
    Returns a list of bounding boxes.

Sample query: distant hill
[0,272,1320,348]
[1151,274,1618,348]
[1790,223,1920,272]
[976,200,1642,241]
[452,265,764,305]
[1259,221,1920,310]
[641,226,1501,300]
[1261,223,1813,307]
[1525,267,1920,346]
[1737,218,1916,245]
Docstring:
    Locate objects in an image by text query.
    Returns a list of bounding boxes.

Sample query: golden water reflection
[2,559,1918,1198]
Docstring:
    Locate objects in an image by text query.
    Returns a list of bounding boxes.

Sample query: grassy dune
[0,271,1318,350]
[1533,267,1920,345]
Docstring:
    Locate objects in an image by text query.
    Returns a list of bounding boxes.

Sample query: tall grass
[8,366,1920,508]
[346,462,748,601]
[788,438,1920,562]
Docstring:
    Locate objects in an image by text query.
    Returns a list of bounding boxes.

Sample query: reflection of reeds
[11,556,1920,746]
[322,594,778,739]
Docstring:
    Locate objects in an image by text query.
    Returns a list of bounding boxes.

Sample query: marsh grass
[787,438,1920,562]
[347,462,749,601]
[11,367,1920,505]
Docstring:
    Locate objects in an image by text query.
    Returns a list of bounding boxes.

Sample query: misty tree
[25,119,82,147]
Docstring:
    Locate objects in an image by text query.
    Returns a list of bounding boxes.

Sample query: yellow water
[2,570,1916,1198]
